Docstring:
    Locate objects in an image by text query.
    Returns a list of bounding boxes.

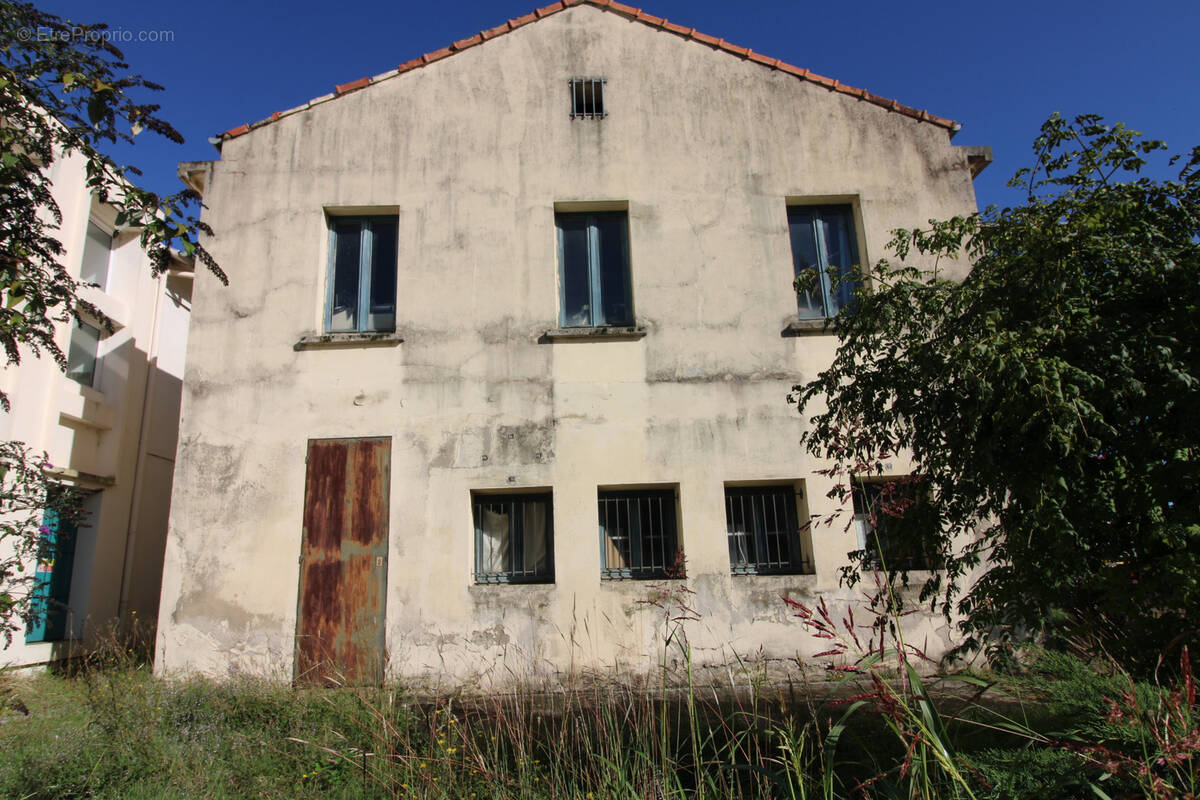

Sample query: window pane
[477,506,511,575]
[368,220,397,332]
[330,221,361,331]
[817,209,857,315]
[788,209,825,319]
[727,493,754,567]
[851,481,931,570]
[66,321,100,387]
[726,486,806,574]
[80,222,111,291]
[599,489,676,579]
[558,215,592,326]
[595,214,632,326]
[572,80,585,117]
[474,494,553,583]
[521,501,548,573]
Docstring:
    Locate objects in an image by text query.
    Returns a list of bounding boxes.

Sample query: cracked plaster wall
[157,5,979,683]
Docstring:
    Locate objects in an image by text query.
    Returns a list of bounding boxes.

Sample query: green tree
[0,1,225,645]
[791,113,1200,672]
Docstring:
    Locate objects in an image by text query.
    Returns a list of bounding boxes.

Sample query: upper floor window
[556,211,633,328]
[788,205,859,319]
[326,216,398,333]
[66,319,101,387]
[598,487,679,580]
[80,221,112,292]
[726,484,813,576]
[473,492,554,584]
[569,77,605,119]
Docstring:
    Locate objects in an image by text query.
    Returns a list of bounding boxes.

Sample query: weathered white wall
[0,147,192,667]
[158,5,981,683]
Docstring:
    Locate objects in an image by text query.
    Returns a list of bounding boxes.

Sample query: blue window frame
[556,211,633,328]
[788,205,860,319]
[598,488,678,579]
[726,485,813,576]
[472,492,554,584]
[326,216,398,333]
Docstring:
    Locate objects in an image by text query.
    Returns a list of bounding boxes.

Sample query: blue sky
[39,0,1200,214]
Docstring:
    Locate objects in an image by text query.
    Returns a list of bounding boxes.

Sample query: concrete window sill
[782,318,838,337]
[539,326,647,343]
[294,332,405,351]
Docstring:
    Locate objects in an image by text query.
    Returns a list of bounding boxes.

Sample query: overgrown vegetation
[792,114,1200,672]
[1,589,1196,800]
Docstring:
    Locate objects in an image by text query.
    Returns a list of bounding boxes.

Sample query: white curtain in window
[729,523,751,564]
[854,514,872,552]
[479,508,510,573]
[522,502,547,573]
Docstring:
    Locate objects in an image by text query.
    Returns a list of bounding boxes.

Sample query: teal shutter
[25,507,78,642]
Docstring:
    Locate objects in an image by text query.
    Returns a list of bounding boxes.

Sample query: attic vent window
[570,77,605,119]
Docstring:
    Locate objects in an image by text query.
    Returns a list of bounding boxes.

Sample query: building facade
[1,147,193,667]
[157,0,989,685]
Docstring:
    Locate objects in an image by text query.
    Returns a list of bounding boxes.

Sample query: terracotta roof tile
[335,77,370,95]
[218,0,958,140]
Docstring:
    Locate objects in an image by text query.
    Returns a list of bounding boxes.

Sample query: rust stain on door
[295,437,390,686]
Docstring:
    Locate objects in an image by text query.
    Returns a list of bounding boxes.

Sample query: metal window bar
[851,481,930,571]
[473,494,553,584]
[570,77,606,119]
[726,487,811,575]
[599,489,676,579]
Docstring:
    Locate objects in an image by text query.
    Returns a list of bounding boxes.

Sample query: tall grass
[0,599,1194,799]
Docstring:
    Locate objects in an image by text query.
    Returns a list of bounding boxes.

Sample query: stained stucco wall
[157,5,982,683]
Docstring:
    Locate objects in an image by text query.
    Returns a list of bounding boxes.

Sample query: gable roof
[218,0,959,141]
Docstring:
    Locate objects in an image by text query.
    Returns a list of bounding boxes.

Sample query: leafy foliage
[791,113,1200,672]
[0,1,226,386]
[0,2,225,645]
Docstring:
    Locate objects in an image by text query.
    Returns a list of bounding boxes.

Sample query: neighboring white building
[0,144,193,667]
[157,0,990,686]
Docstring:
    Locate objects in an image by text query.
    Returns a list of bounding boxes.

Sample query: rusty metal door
[295,437,390,686]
